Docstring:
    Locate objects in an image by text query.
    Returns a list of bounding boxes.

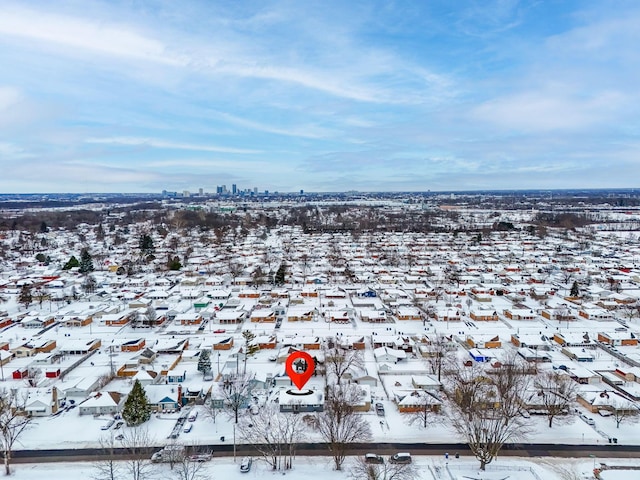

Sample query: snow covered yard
[10,456,640,480]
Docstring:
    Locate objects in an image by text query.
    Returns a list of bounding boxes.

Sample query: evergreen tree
[197,349,212,374]
[79,249,94,274]
[18,284,32,309]
[95,223,105,241]
[242,330,260,356]
[242,330,260,373]
[122,380,151,427]
[139,233,155,256]
[570,280,580,297]
[274,263,287,285]
[62,255,79,270]
[168,255,182,271]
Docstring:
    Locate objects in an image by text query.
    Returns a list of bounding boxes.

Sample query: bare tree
[26,367,43,387]
[218,372,255,424]
[491,351,532,423]
[92,434,123,480]
[448,402,526,471]
[314,385,372,471]
[620,303,638,324]
[324,344,364,384]
[0,389,33,475]
[172,452,208,480]
[83,275,98,294]
[445,362,491,422]
[238,403,306,470]
[349,457,420,480]
[129,309,141,329]
[609,395,639,429]
[404,391,442,429]
[32,287,50,307]
[446,362,530,471]
[423,334,454,382]
[143,306,157,327]
[534,370,578,428]
[120,426,155,480]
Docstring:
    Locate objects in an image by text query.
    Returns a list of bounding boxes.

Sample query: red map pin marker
[285,351,315,390]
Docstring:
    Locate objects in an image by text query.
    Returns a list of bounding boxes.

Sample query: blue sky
[1,0,639,193]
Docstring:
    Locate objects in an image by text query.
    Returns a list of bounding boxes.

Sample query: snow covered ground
[8,456,640,480]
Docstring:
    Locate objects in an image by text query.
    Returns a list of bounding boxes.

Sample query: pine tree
[95,223,105,241]
[242,330,260,356]
[242,330,260,373]
[197,349,212,374]
[274,263,287,285]
[79,249,94,274]
[62,255,79,270]
[122,380,151,426]
[139,233,155,256]
[570,280,580,297]
[168,255,182,271]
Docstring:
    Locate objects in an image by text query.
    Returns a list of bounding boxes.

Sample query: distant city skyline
[1,1,639,193]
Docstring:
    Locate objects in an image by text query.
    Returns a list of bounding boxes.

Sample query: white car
[240,457,252,473]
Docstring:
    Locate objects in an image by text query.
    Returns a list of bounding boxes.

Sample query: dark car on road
[365,453,384,464]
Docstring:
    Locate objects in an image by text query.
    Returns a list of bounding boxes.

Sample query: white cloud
[0,7,181,66]
[0,86,22,111]
[85,137,261,155]
[0,141,32,158]
[471,90,624,132]
[216,112,333,139]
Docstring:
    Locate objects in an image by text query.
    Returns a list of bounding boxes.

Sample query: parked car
[188,453,212,463]
[364,453,384,464]
[579,413,596,425]
[375,402,385,416]
[113,421,124,430]
[240,456,252,473]
[101,419,115,430]
[188,411,198,422]
[183,424,193,433]
[390,453,412,464]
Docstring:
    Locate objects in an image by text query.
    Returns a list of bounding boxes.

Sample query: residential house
[24,387,59,417]
[395,390,442,413]
[176,312,203,326]
[373,346,407,364]
[146,384,183,412]
[121,338,146,352]
[78,391,124,416]
[213,337,234,351]
[466,334,501,349]
[278,389,324,413]
[597,331,638,347]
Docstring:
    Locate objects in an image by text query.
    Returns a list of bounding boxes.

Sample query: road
[11,442,640,464]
